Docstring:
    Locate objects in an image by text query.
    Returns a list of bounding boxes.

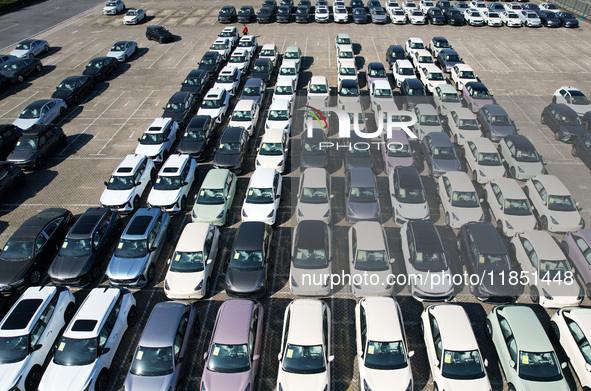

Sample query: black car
[400,78,428,110]
[299,0,312,6]
[538,10,562,27]
[352,7,368,23]
[443,8,464,25]
[0,124,22,160]
[0,58,42,83]
[51,75,95,106]
[162,91,197,128]
[521,3,539,11]
[555,11,579,27]
[386,45,406,69]
[180,69,209,100]
[0,162,24,200]
[218,5,237,23]
[541,103,587,142]
[345,132,373,170]
[276,5,292,21]
[145,25,174,43]
[436,0,451,10]
[457,222,519,302]
[82,56,118,81]
[237,5,256,22]
[177,115,216,160]
[263,0,278,10]
[225,222,273,298]
[7,125,66,169]
[251,58,273,83]
[48,207,120,286]
[295,5,310,21]
[257,5,276,22]
[0,208,73,296]
[198,51,223,82]
[426,7,446,24]
[572,135,591,170]
[213,126,249,173]
[301,127,329,168]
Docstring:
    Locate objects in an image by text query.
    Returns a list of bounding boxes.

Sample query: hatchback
[345,167,380,223]
[290,220,332,296]
[389,166,429,225]
[497,134,546,180]
[484,178,536,236]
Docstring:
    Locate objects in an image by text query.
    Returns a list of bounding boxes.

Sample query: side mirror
[509,359,516,368]
[390,258,395,264]
[203,352,208,360]
[206,259,213,265]
[585,363,591,372]
[162,107,166,110]
[276,193,281,199]
[137,138,141,142]
[253,354,260,361]
[434,358,440,367]
[100,347,111,356]
[408,350,415,358]
[167,258,171,265]
[328,355,335,362]
[183,182,189,186]
[32,343,43,352]
[277,352,282,361]
[484,358,489,367]
[104,181,108,186]
[150,246,157,252]
[561,362,568,369]
[330,194,335,199]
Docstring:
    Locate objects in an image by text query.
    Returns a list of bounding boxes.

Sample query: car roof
[428,131,453,146]
[467,137,497,153]
[123,208,159,238]
[146,117,173,133]
[235,222,267,251]
[339,58,356,68]
[414,48,432,57]
[281,59,298,68]
[430,305,478,350]
[269,99,289,111]
[261,128,285,143]
[67,207,109,239]
[482,104,508,116]
[563,308,591,336]
[415,103,437,115]
[0,286,57,336]
[389,45,405,52]
[504,134,534,150]
[404,79,424,89]
[231,48,249,56]
[254,58,271,65]
[443,171,475,191]
[202,51,218,59]
[409,220,442,251]
[116,154,145,176]
[362,297,404,342]
[422,63,443,73]
[349,167,375,187]
[140,302,187,347]
[368,62,385,69]
[340,79,358,89]
[285,45,301,52]
[213,299,255,345]
[395,59,413,68]
[201,168,230,189]
[287,300,325,345]
[496,305,553,351]
[219,65,237,74]
[396,166,422,187]
[244,78,264,87]
[454,63,474,71]
[337,33,350,39]
[301,167,328,187]
[25,100,53,109]
[158,154,189,176]
[432,37,448,44]
[386,129,411,144]
[221,126,246,143]
[205,88,225,99]
[408,37,424,43]
[66,288,120,338]
[493,178,527,199]
[175,222,210,252]
[465,81,487,90]
[354,222,386,251]
[296,220,328,249]
[187,115,210,129]
[168,91,190,103]
[249,167,277,187]
[534,174,571,195]
[8,208,69,242]
[436,84,458,94]
[261,43,277,50]
[439,48,458,56]
[520,230,565,260]
[465,222,506,254]
[372,80,391,90]
[549,103,579,116]
[310,75,327,85]
[452,107,476,119]
[234,99,256,111]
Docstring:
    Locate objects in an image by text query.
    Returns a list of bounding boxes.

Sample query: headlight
[323,210,330,218]
[256,159,261,166]
[479,214,485,222]
[267,210,275,218]
[452,212,459,221]
[505,220,514,230]
[195,280,204,291]
[202,381,206,391]
[216,210,224,219]
[225,275,232,287]
[542,288,553,300]
[551,216,559,225]
[479,170,485,177]
[297,209,303,217]
[278,160,284,167]
[254,279,265,289]
[405,380,413,391]
[244,385,250,391]
[518,166,525,173]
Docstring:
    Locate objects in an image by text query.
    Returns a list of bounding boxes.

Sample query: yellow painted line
[43,7,60,15]
[0,24,18,33]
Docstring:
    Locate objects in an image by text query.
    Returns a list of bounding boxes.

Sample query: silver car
[421,132,461,177]
[13,99,67,130]
[296,168,332,223]
[345,167,381,223]
[10,39,49,58]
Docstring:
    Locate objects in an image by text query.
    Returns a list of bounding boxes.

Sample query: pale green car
[191,168,236,226]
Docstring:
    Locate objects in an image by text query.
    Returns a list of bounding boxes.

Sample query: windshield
[518,351,563,382]
[370,68,387,78]
[15,42,31,50]
[111,43,126,52]
[19,106,42,119]
[53,337,97,366]
[310,84,328,94]
[202,98,222,109]
[433,146,456,159]
[471,88,491,98]
[427,71,444,81]
[242,86,261,96]
[407,86,425,95]
[294,246,328,269]
[217,74,236,83]
[246,187,274,204]
[297,7,308,13]
[489,12,499,17]
[217,142,241,154]
[451,191,479,207]
[340,87,359,96]
[184,128,206,141]
[337,37,351,45]
[130,346,173,376]
[278,7,290,13]
[210,43,227,50]
[420,115,440,125]
[387,143,411,157]
[280,67,296,76]
[0,336,28,363]
[260,142,284,156]
[60,238,92,258]
[504,199,532,215]
[374,8,386,14]
[508,13,519,18]
[442,350,485,380]
[260,49,275,57]
[106,175,134,190]
[477,152,502,166]
[300,187,328,204]
[349,186,376,203]
[459,118,478,130]
[340,67,356,76]
[539,259,571,279]
[127,10,137,15]
[140,132,164,145]
[418,55,433,63]
[230,55,246,63]
[490,115,511,126]
[355,250,389,271]
[303,141,324,153]
[285,51,300,60]
[269,110,289,121]
[57,81,77,90]
[282,344,325,374]
[397,187,425,203]
[220,8,232,14]
[374,88,392,97]
[364,341,408,370]
[548,194,577,212]
[154,175,181,190]
[232,109,252,121]
[207,344,250,373]
[14,138,38,151]
[458,70,475,79]
[413,251,447,272]
[275,85,294,95]
[197,188,225,205]
[2,241,33,260]
[477,253,511,271]
[410,42,424,49]
[165,102,184,112]
[348,144,370,157]
[170,251,204,273]
[183,77,201,86]
[442,93,459,102]
[514,148,539,162]
[411,10,423,15]
[431,9,442,15]
[115,239,147,258]
[560,115,582,126]
[339,51,354,59]
[200,57,215,66]
[230,250,264,270]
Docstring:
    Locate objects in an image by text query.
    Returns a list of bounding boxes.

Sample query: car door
[134,158,149,196]
[148,215,163,263]
[489,182,503,220]
[497,315,518,383]
[93,212,114,257]
[173,312,189,380]
[29,294,58,368]
[531,179,547,213]
[427,313,443,376]
[98,295,122,370]
[40,217,64,258]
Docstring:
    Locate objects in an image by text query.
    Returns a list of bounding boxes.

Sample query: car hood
[123,15,140,21]
[51,89,74,101]
[432,158,460,172]
[409,267,454,296]
[166,269,204,293]
[257,154,284,170]
[82,68,102,77]
[193,203,225,221]
[40,362,96,391]
[124,372,174,391]
[561,123,587,135]
[202,368,251,391]
[135,143,163,159]
[251,71,270,81]
[226,266,266,292]
[0,258,31,285]
[503,214,537,233]
[198,107,223,118]
[394,200,429,220]
[550,210,584,228]
[354,14,368,20]
[214,152,242,169]
[107,254,150,280]
[10,49,30,58]
[352,268,392,294]
[301,152,328,168]
[13,118,39,130]
[518,160,545,176]
[0,359,27,389]
[180,85,203,95]
[452,206,483,224]
[442,377,491,391]
[439,101,463,113]
[0,69,19,78]
[148,188,182,207]
[177,139,207,155]
[100,188,133,207]
[7,148,35,163]
[488,124,517,137]
[385,156,414,170]
[162,111,184,123]
[291,264,331,288]
[346,155,373,170]
[278,370,328,391]
[297,202,330,221]
[478,268,519,297]
[348,200,380,220]
[519,379,570,391]
[477,164,505,180]
[363,365,412,391]
[49,254,94,280]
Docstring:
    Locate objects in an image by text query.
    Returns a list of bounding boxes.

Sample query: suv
[7,124,66,170]
[197,51,223,82]
[147,154,197,214]
[0,208,73,295]
[135,118,179,163]
[100,154,156,213]
[180,69,209,99]
[197,88,230,124]
[145,25,173,44]
[162,91,196,128]
[0,286,75,391]
[49,207,121,286]
[39,287,136,391]
[106,208,172,287]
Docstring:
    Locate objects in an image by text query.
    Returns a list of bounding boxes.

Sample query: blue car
[555,11,579,27]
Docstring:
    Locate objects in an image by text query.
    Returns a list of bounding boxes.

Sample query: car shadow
[352,43,362,55]
[0,81,33,100]
[301,55,313,70]
[170,35,182,43]
[354,55,365,70]
[32,64,55,81]
[51,133,94,165]
[109,63,131,79]
[139,15,156,24]
[40,46,61,59]
[131,47,149,61]
[298,71,312,90]
[0,170,58,212]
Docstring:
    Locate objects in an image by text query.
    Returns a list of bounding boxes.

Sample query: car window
[566,317,591,364]
[499,316,512,340]
[574,236,591,265]
[533,180,547,203]
[429,314,442,362]
[93,217,110,249]
[148,219,161,248]
[520,238,538,268]
[35,233,48,252]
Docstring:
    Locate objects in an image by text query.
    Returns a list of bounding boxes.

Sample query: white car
[219,26,240,47]
[242,168,283,225]
[464,8,484,25]
[278,59,300,87]
[227,48,251,75]
[385,0,401,15]
[519,10,542,26]
[551,308,591,389]
[370,80,394,112]
[419,0,435,14]
[103,0,125,15]
[524,175,584,232]
[265,99,292,134]
[13,98,67,130]
[511,230,583,308]
[296,168,332,223]
[209,38,231,61]
[402,0,419,11]
[390,7,408,23]
[134,117,179,163]
[228,99,260,136]
[501,10,522,26]
[334,5,349,22]
[446,107,480,145]
[450,63,478,91]
[405,37,425,58]
[0,286,75,391]
[315,5,330,21]
[463,138,506,183]
[276,300,333,391]
[197,88,230,124]
[437,171,484,228]
[407,8,426,24]
[418,64,447,93]
[389,166,430,224]
[504,2,523,11]
[482,10,503,26]
[337,59,358,86]
[39,287,136,391]
[256,129,290,173]
[122,8,145,24]
[10,39,49,58]
[355,298,414,391]
[100,154,155,213]
[213,65,241,97]
[552,86,591,116]
[485,178,537,236]
[237,35,258,58]
[411,49,434,69]
[421,304,492,391]
[540,2,559,11]
[273,77,297,109]
[106,40,137,62]
[147,154,197,213]
[469,0,487,9]
[394,59,417,88]
[336,44,355,68]
[307,75,330,106]
[259,43,279,68]
[163,222,219,299]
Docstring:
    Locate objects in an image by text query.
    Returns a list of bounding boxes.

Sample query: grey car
[345,167,381,223]
[462,81,494,113]
[290,220,332,296]
[421,132,460,177]
[240,78,266,106]
[124,302,197,391]
[477,104,518,142]
[106,208,172,287]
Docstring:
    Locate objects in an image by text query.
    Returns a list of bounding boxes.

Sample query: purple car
[201,299,264,390]
[365,62,388,88]
[462,81,494,113]
[561,229,591,299]
[381,130,414,174]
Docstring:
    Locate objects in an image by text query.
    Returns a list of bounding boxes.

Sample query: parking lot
[1,0,591,390]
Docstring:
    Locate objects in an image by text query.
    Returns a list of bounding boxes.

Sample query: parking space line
[0,91,39,119]
[175,37,203,68]
[148,44,175,69]
[371,36,380,62]
[455,40,487,72]
[497,40,536,72]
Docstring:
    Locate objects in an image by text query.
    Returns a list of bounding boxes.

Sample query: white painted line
[175,37,203,68]
[148,43,175,69]
[371,36,380,62]
[0,91,39,119]
[498,40,536,72]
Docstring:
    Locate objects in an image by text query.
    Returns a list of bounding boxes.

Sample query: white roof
[339,59,356,68]
[219,65,237,75]
[520,230,565,260]
[175,223,210,252]
[408,37,424,43]
[280,59,298,69]
[205,88,225,99]
[261,43,277,51]
[422,63,443,74]
[468,137,497,153]
[430,305,479,351]
[286,300,325,345]
[354,222,386,251]
[115,154,145,177]
[145,118,172,133]
[414,49,432,58]
[372,80,392,90]
[213,37,228,44]
[249,167,278,187]
[396,59,413,68]
[261,128,285,143]
[222,26,237,32]
[268,99,289,111]
[276,78,294,88]
[492,178,527,199]
[65,288,120,338]
[0,286,57,336]
[363,297,404,342]
[234,99,256,111]
[301,168,328,188]
[443,171,476,192]
[534,174,571,196]
[159,154,190,176]
[338,44,354,52]
[310,75,328,85]
[231,48,249,56]
[565,308,591,337]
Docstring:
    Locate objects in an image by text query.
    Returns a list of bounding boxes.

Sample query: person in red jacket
[242,25,248,36]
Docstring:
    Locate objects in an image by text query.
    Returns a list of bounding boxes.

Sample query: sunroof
[163,167,178,173]
[1,299,43,330]
[148,127,162,132]
[70,214,101,236]
[117,167,133,173]
[71,319,98,332]
[127,215,153,235]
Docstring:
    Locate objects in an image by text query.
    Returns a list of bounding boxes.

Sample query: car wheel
[433,384,439,391]
[29,53,34,58]
[95,370,109,391]
[166,223,173,240]
[552,96,557,103]
[540,215,548,230]
[530,285,540,304]
[123,54,128,62]
[146,34,151,41]
[445,212,450,226]
[572,145,579,157]
[510,166,516,179]
[35,156,44,169]
[180,196,187,211]
[35,64,42,72]
[147,264,155,282]
[485,319,493,338]
[555,131,562,141]
[540,115,546,125]
[25,365,43,391]
[17,74,24,83]
[127,305,137,327]
[507,384,516,391]
[59,107,66,116]
[28,269,41,284]
[550,321,560,340]
[44,45,49,53]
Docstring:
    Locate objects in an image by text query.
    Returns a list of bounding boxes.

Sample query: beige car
[336,44,355,68]
[463,138,506,183]
[437,171,484,229]
[296,168,332,223]
[484,178,537,236]
[450,63,478,91]
[446,108,480,145]
[259,43,279,68]
[227,99,260,136]
[417,64,447,94]
[337,58,357,86]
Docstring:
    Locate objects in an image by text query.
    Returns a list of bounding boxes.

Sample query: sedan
[218,5,237,22]
[107,40,137,62]
[501,10,523,26]
[162,91,197,128]
[123,8,146,24]
[443,7,464,24]
[103,0,125,14]
[345,167,381,223]
[290,220,332,295]
[370,6,389,22]
[180,69,209,99]
[571,134,591,170]
[435,48,463,73]
[463,137,506,183]
[498,134,546,180]
[0,162,24,200]
[519,10,541,26]
[552,86,591,116]
[51,75,94,106]
[485,178,537,236]
[447,108,480,145]
[538,10,562,27]
[82,56,118,81]
[541,103,586,142]
[389,166,429,224]
[437,171,484,228]
[407,8,426,23]
[422,132,460,177]
[462,81,494,113]
[257,5,276,22]
[8,124,66,169]
[464,8,484,25]
[482,10,503,25]
[555,11,580,27]
[241,168,282,225]
[13,99,67,130]
[365,62,388,87]
[477,104,518,142]
[352,7,369,23]
[296,167,332,223]
[450,63,478,91]
[10,39,49,58]
[0,58,42,83]
[191,169,236,226]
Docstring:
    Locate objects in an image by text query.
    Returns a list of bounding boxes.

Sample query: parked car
[450,63,478,91]
[413,104,444,140]
[432,83,461,117]
[501,10,523,26]
[123,8,146,24]
[256,129,290,173]
[290,220,332,295]
[485,178,536,236]
[135,117,179,163]
[389,166,429,225]
[352,6,369,22]
[483,10,503,26]
[562,230,591,300]
[295,4,311,21]
[147,154,197,214]
[462,82,494,113]
[240,78,266,106]
[428,36,451,57]
[10,39,49,58]
[555,11,580,27]
[0,161,24,199]
[437,171,484,228]
[197,51,223,81]
[237,5,256,22]
[0,124,21,160]
[443,7,464,24]
[435,48,463,73]
[463,137,506,183]
[106,40,137,62]
[417,64,446,94]
[386,45,406,69]
[345,167,381,223]
[497,134,546,180]
[82,56,118,81]
[393,59,416,88]
[541,103,587,142]
[519,10,542,26]
[421,132,460,177]
[162,91,197,128]
[213,126,249,174]
[103,0,125,14]
[300,127,329,169]
[241,168,282,225]
[7,124,66,170]
[209,38,232,61]
[571,134,591,170]
[197,88,230,124]
[51,75,95,106]
[0,58,42,83]
[447,108,480,145]
[477,104,518,142]
[400,78,428,110]
[538,10,562,27]
[426,7,446,23]
[13,99,67,130]
[218,5,237,22]
[257,5,276,22]
[251,58,273,83]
